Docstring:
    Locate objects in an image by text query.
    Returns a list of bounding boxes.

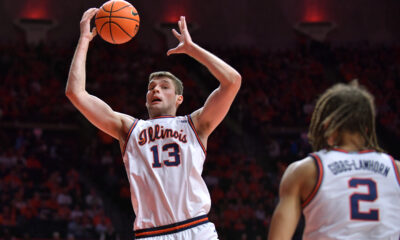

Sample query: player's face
[146,77,183,117]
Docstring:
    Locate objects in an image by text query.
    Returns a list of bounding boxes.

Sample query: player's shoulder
[375,151,400,169]
[280,156,321,202]
[281,157,317,190]
[114,112,136,135]
[395,159,400,171]
[116,112,136,123]
[286,156,316,176]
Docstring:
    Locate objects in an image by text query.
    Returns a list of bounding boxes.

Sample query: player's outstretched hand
[167,16,194,56]
[80,8,99,41]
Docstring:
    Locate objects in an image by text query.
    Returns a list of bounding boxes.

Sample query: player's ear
[176,95,183,106]
[327,131,338,147]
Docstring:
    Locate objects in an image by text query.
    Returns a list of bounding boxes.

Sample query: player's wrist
[78,35,92,44]
[185,42,200,56]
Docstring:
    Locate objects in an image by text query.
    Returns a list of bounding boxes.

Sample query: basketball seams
[98,22,108,38]
[99,21,136,44]
[95,17,108,37]
[101,5,111,12]
[109,1,115,43]
[110,22,133,38]
[95,0,140,44]
[95,16,139,23]
[101,4,131,13]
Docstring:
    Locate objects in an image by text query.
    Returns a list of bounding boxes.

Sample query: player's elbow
[234,72,242,84]
[65,88,76,101]
[65,87,84,102]
[230,72,242,90]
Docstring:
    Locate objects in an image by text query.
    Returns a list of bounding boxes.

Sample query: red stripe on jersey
[302,153,324,208]
[122,119,138,156]
[187,115,207,155]
[389,155,400,187]
[332,148,375,154]
[358,150,375,154]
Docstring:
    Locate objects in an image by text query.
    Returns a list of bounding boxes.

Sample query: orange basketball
[95,0,140,44]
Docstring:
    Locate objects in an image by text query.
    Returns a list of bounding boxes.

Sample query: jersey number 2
[150,143,181,168]
[348,178,379,221]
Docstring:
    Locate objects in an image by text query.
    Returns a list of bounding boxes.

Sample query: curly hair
[308,81,383,152]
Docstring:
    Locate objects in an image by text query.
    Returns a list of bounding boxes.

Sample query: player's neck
[148,110,177,119]
[336,131,366,152]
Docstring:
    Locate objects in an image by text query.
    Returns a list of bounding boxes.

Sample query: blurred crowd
[0,128,118,239]
[0,39,399,239]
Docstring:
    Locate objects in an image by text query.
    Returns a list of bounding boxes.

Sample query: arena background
[1,0,400,239]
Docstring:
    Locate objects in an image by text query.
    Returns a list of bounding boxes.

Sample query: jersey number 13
[150,143,181,168]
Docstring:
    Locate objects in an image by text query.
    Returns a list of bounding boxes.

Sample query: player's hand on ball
[167,16,194,56]
[80,8,99,41]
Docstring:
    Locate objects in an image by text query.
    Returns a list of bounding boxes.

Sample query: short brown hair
[308,81,383,152]
[149,71,183,95]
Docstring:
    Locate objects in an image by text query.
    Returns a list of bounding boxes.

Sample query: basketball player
[268,82,400,240]
[66,8,241,240]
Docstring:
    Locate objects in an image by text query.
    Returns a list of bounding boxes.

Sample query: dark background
[1,0,400,48]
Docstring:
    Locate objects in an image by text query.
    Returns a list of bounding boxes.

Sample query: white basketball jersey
[303,149,400,240]
[122,115,211,230]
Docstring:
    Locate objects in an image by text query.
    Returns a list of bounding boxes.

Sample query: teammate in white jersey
[66,8,241,239]
[268,82,400,240]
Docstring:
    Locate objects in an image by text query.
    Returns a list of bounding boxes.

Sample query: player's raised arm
[167,16,241,143]
[65,8,133,145]
[268,158,316,240]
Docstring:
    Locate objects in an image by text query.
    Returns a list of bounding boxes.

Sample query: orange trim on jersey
[302,153,324,208]
[187,115,207,155]
[389,155,400,187]
[122,119,138,157]
[150,115,176,119]
[358,150,375,154]
[135,216,209,238]
[332,148,349,153]
[332,148,375,154]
